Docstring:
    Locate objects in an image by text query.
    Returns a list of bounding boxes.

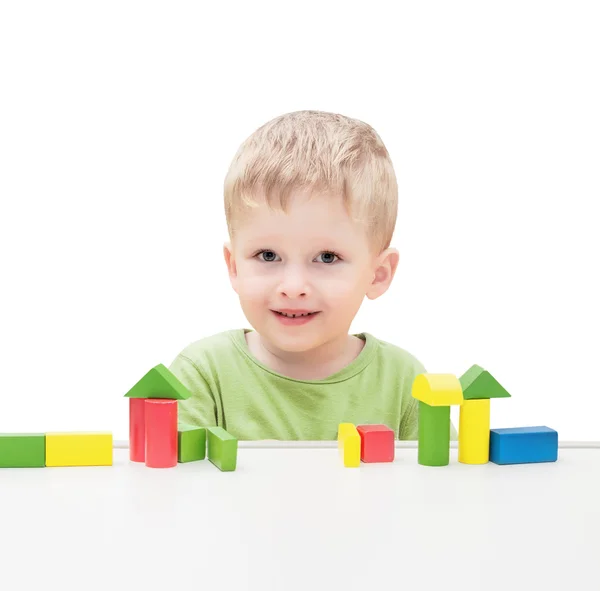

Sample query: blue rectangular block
[489,426,558,465]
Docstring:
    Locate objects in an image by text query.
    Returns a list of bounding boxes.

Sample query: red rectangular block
[129,398,146,462]
[357,424,395,463]
[145,399,177,468]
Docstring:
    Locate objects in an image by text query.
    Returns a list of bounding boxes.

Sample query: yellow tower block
[337,423,360,467]
[458,399,490,464]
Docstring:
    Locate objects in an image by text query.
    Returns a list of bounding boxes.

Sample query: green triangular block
[124,364,191,400]
[459,364,511,400]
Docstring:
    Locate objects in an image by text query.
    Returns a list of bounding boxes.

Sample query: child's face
[224,190,398,353]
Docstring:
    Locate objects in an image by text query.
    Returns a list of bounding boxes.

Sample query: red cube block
[356,424,395,463]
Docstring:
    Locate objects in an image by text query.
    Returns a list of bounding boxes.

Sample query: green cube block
[0,434,46,468]
[207,426,237,472]
[178,426,206,463]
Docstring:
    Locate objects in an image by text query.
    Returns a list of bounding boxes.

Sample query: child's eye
[256,250,280,262]
[254,250,341,264]
[316,251,340,264]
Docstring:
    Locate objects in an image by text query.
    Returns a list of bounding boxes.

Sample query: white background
[1,1,598,442]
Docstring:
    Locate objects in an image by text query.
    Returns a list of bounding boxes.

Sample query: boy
[169,110,457,440]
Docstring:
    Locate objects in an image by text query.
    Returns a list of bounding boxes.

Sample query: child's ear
[366,247,400,300]
[223,241,239,294]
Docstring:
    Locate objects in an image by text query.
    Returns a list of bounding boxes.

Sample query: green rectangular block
[178,426,206,462]
[0,433,46,468]
[207,426,237,471]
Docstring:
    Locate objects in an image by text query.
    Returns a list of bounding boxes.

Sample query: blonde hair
[223,110,398,256]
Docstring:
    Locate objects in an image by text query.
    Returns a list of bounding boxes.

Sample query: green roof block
[459,364,511,400]
[178,426,206,463]
[0,434,46,468]
[207,427,237,472]
[124,364,191,400]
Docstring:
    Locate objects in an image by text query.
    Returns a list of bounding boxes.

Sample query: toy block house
[412,373,464,466]
[124,364,191,468]
[458,364,511,465]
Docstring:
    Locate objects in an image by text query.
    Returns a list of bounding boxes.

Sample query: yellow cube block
[337,423,360,467]
[45,432,113,467]
[458,399,490,464]
[412,373,464,406]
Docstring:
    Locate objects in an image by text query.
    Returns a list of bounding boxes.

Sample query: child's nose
[278,266,310,297]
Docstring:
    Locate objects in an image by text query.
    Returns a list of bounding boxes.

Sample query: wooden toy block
[417,402,451,466]
[45,432,112,467]
[356,424,394,463]
[207,426,237,471]
[145,399,178,468]
[337,423,360,467]
[129,398,146,463]
[490,426,558,465]
[178,426,206,463]
[0,434,45,468]
[412,373,464,406]
[459,364,511,400]
[458,399,490,464]
[124,364,192,400]
[412,373,463,467]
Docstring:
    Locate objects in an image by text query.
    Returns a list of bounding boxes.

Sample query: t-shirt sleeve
[169,353,218,429]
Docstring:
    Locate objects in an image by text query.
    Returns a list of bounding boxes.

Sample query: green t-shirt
[168,328,458,441]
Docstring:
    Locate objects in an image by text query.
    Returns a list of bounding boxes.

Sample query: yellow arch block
[337,423,360,467]
[412,374,464,406]
[46,432,113,467]
[458,399,490,464]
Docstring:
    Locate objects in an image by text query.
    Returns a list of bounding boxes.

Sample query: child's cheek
[238,276,269,301]
[318,273,363,301]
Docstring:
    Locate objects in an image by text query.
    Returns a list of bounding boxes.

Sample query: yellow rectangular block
[458,399,490,464]
[337,423,360,467]
[45,432,113,467]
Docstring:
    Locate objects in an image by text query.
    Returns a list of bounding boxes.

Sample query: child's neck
[245,330,365,380]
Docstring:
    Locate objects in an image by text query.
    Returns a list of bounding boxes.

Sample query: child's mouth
[271,310,320,326]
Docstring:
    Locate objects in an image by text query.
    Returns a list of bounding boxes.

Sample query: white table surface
[1,443,598,591]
